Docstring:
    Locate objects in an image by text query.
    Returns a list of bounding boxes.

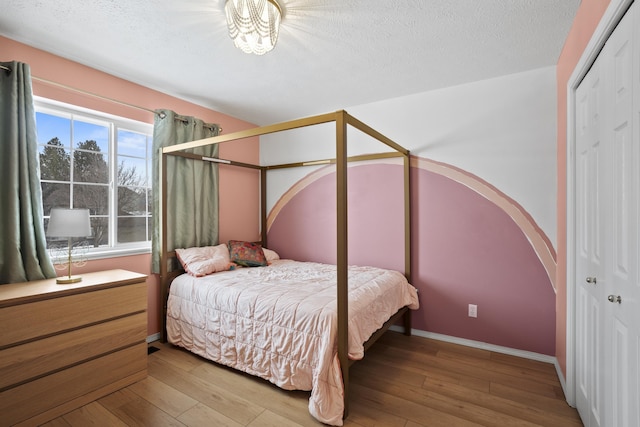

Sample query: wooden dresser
[0,269,148,426]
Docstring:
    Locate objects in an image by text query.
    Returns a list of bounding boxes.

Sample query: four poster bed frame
[159,110,412,420]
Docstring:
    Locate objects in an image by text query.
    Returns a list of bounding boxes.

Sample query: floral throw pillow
[228,240,267,267]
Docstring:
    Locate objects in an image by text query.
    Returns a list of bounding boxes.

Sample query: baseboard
[554,359,571,405]
[146,333,161,343]
[389,326,557,364]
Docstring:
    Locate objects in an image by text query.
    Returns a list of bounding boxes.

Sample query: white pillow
[262,248,280,262]
[175,244,231,277]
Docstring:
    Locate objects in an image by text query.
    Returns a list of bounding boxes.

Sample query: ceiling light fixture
[225,0,282,55]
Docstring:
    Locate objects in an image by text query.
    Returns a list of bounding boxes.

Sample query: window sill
[84,246,152,261]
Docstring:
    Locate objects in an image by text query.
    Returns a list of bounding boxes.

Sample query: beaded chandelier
[225,0,282,55]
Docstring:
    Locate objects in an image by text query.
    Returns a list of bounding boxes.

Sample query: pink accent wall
[268,164,405,270]
[2,36,260,337]
[555,0,610,377]
[268,161,556,355]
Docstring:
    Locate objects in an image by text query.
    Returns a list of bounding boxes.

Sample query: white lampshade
[225,0,282,55]
[47,208,92,238]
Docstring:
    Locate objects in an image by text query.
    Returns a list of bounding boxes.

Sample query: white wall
[262,66,558,246]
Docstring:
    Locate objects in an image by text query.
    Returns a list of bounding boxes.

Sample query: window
[36,98,153,256]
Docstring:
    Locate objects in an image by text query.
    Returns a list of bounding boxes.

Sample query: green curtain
[151,109,220,273]
[0,61,56,284]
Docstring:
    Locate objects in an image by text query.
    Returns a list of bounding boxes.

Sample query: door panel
[612,319,628,427]
[575,59,605,427]
[607,7,638,426]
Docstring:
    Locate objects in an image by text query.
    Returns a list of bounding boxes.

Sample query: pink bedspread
[167,259,419,425]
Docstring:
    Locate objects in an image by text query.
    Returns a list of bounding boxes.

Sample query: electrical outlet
[468,304,477,318]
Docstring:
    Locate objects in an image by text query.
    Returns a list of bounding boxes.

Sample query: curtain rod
[1,63,222,132]
[2,63,155,115]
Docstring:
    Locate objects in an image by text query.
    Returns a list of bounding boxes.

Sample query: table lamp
[46,208,92,284]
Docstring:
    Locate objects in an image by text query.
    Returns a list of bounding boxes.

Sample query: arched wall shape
[267,157,557,355]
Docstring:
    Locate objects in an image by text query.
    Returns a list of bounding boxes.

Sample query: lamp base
[56,275,82,284]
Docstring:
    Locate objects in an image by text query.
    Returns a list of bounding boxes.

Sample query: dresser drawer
[0,343,147,426]
[0,281,146,348]
[0,312,146,390]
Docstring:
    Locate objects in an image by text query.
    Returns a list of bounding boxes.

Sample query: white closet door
[632,5,640,424]
[575,55,606,427]
[575,3,640,426]
[604,6,639,426]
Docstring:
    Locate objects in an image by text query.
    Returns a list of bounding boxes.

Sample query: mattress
[167,259,419,425]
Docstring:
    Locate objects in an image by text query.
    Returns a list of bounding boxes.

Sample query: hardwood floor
[43,332,583,426]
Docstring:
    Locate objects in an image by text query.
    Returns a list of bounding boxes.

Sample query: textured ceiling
[0,0,579,125]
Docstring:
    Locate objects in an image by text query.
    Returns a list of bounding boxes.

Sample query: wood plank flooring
[43,332,583,426]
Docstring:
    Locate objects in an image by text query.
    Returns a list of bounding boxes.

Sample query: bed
[167,254,418,425]
[159,111,415,425]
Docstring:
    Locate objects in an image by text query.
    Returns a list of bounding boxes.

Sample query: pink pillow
[175,244,231,277]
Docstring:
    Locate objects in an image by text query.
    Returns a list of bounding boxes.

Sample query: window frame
[35,97,154,259]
